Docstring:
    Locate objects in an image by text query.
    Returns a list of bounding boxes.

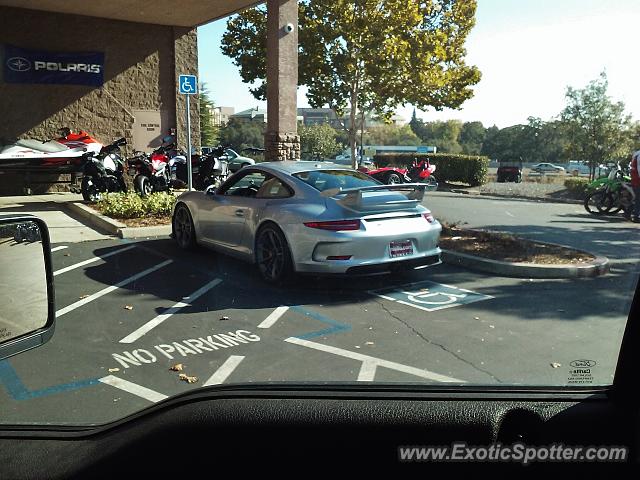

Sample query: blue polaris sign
[4,45,104,87]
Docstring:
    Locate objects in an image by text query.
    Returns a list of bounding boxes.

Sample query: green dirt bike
[583,165,634,216]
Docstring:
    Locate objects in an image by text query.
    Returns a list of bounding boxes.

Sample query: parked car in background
[496,159,522,182]
[531,162,565,174]
[221,148,255,172]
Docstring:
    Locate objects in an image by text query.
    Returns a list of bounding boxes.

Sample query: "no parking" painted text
[111,330,260,369]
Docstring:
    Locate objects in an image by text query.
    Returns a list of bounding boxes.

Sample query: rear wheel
[135,175,152,197]
[172,204,196,250]
[81,177,101,202]
[384,172,403,185]
[255,224,293,284]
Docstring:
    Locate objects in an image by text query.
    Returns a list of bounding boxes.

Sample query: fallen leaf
[365,341,374,346]
[355,346,361,349]
[64,253,71,257]
[489,325,495,329]
[219,316,230,321]
[108,368,120,373]
[179,373,198,383]
[170,363,184,372]
[124,305,133,310]
[79,294,89,299]
[474,316,480,320]
[551,363,562,369]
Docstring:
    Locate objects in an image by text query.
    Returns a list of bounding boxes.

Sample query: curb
[64,202,171,239]
[441,249,609,279]
[445,189,583,205]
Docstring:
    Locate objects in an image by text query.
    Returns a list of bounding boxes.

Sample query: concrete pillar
[174,27,200,153]
[265,0,300,161]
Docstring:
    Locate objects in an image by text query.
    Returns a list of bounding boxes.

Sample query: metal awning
[0,0,261,27]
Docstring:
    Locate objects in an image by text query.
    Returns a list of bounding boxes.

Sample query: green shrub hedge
[96,192,176,219]
[563,178,590,196]
[373,153,489,186]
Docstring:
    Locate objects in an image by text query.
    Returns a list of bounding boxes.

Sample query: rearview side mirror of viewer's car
[0,215,55,360]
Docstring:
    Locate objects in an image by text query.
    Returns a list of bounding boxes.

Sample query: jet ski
[0,128,103,173]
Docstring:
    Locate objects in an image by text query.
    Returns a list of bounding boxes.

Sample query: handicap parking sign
[178,74,197,95]
[369,280,492,312]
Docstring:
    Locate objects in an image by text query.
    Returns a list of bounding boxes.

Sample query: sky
[197,0,640,128]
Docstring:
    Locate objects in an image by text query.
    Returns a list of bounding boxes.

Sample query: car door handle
[235,209,245,217]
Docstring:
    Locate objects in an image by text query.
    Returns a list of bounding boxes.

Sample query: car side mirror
[205,185,217,196]
[0,215,55,361]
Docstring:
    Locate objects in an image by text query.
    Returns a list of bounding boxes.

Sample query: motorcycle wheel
[384,172,403,185]
[423,176,438,189]
[135,175,152,197]
[81,177,101,202]
[584,191,612,215]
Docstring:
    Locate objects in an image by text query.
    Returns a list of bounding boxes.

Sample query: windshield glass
[0,0,639,426]
[293,169,381,191]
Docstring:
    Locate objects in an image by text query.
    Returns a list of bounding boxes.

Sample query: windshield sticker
[567,360,597,385]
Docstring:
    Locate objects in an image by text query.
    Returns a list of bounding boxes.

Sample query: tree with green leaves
[299,124,341,160]
[221,0,481,168]
[219,118,265,153]
[365,124,421,146]
[199,84,218,147]
[560,72,633,179]
[459,121,485,155]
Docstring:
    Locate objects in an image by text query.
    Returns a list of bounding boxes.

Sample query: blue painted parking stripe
[0,360,100,401]
[290,306,351,339]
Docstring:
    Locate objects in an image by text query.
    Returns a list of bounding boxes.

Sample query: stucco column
[265,0,300,161]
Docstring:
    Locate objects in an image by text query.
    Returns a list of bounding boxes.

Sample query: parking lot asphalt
[0,226,634,424]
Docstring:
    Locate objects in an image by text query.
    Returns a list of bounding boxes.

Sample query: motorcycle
[127,145,172,197]
[79,137,128,202]
[584,163,634,216]
[170,145,230,191]
[358,158,438,187]
[13,222,40,243]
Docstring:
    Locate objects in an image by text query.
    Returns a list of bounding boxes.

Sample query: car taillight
[304,220,361,231]
[422,213,435,223]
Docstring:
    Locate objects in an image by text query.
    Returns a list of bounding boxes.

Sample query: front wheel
[172,204,197,250]
[255,224,293,284]
[584,191,611,215]
[134,175,152,197]
[384,172,403,185]
[81,177,101,202]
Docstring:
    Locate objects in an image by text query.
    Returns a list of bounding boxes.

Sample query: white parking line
[204,355,245,386]
[285,337,465,383]
[119,278,223,344]
[56,259,173,317]
[54,245,136,276]
[99,375,168,402]
[51,246,68,253]
[258,306,289,329]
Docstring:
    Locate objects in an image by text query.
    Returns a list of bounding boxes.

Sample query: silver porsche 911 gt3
[171,161,441,283]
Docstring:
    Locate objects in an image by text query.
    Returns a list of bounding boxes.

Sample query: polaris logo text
[33,61,101,74]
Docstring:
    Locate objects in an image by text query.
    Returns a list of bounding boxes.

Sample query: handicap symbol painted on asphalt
[369,280,493,312]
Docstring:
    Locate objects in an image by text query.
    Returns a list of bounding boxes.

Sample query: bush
[96,192,176,219]
[373,153,489,186]
[563,178,590,196]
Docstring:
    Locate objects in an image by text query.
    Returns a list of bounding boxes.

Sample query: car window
[255,177,292,199]
[220,171,267,196]
[293,169,381,192]
[225,149,238,159]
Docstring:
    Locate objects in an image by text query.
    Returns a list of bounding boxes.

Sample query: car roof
[255,161,353,175]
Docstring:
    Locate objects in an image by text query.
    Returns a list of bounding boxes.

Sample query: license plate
[389,240,413,258]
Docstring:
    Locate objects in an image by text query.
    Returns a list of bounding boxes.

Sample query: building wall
[0,6,199,194]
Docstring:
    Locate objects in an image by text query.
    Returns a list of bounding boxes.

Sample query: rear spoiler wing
[320,183,433,210]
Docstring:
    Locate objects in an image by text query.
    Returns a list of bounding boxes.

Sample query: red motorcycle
[358,158,437,187]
